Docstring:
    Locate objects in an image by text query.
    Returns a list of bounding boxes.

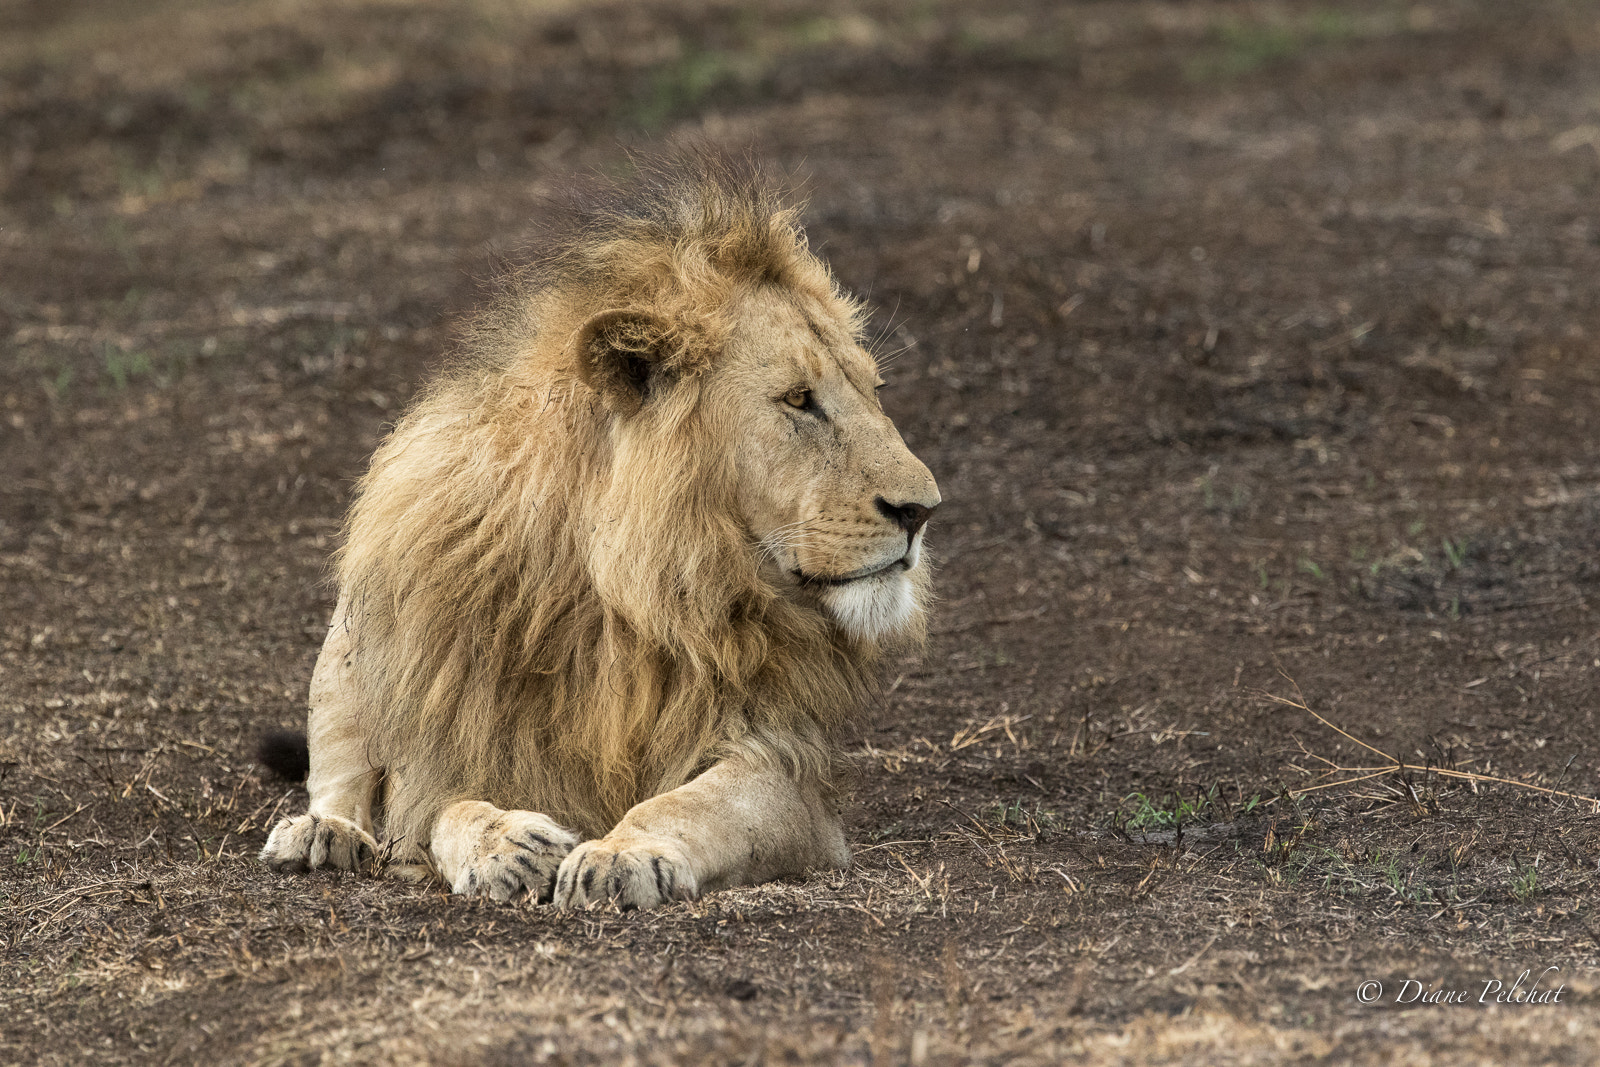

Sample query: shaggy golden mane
[335,150,890,853]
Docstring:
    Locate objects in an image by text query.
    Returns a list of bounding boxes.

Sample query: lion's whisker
[756,519,824,564]
[874,341,916,369]
[864,296,904,359]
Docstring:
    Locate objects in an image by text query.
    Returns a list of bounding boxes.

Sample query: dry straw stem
[1263,674,1600,811]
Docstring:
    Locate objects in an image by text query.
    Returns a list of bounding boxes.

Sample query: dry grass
[1271,675,1600,811]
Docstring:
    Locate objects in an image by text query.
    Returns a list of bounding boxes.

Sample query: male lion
[259,151,940,909]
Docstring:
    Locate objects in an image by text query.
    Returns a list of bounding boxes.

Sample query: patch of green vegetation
[1255,837,1485,907]
[1378,850,1411,897]
[1442,536,1469,570]
[1263,844,1324,886]
[951,17,1073,65]
[624,11,900,129]
[41,363,75,401]
[115,154,169,201]
[27,337,213,403]
[631,48,760,129]
[1119,785,1215,832]
[101,338,207,393]
[987,799,1061,834]
[1511,863,1541,902]
[1297,556,1326,581]
[1186,9,1369,81]
[1209,23,1303,78]
[1200,474,1249,518]
[101,343,154,392]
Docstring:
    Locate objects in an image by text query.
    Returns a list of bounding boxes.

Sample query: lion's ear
[572,309,674,416]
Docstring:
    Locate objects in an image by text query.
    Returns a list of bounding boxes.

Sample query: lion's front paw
[260,813,378,874]
[553,834,698,910]
[443,811,579,903]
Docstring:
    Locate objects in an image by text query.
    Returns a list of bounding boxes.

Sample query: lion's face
[712,288,941,641]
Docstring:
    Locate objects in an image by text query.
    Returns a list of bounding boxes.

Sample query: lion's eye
[783,388,813,410]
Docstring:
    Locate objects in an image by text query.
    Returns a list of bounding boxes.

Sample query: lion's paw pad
[553,836,698,910]
[450,813,579,903]
[260,814,378,874]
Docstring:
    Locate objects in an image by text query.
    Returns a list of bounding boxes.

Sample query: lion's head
[338,149,939,841]
[573,285,939,643]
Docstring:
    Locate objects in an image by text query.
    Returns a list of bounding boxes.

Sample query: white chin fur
[822,572,917,641]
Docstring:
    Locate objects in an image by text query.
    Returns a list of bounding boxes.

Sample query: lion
[258,150,940,909]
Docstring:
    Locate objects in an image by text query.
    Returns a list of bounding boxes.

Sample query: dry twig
[1265,674,1600,811]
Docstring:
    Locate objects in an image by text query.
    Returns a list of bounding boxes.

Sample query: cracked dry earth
[5,1,1600,1063]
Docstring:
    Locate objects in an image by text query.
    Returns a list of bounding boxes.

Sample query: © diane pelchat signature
[1355,967,1566,1006]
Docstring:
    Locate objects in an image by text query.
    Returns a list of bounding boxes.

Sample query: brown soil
[5,1,1600,1063]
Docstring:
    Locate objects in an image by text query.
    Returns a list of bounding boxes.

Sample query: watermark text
[1355,967,1565,1007]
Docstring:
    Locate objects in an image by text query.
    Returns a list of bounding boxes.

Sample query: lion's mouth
[794,557,909,588]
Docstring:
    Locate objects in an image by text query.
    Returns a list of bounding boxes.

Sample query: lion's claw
[553,835,698,910]
[260,814,378,874]
[444,811,578,903]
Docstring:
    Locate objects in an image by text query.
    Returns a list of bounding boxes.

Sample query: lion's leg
[553,760,849,910]
[260,601,382,874]
[427,801,579,902]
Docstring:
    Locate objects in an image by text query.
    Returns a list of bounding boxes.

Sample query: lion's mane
[336,151,890,852]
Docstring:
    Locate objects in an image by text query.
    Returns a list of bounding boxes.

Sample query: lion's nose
[875,497,935,536]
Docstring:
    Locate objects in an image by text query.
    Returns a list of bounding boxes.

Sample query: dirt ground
[5,0,1600,1062]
